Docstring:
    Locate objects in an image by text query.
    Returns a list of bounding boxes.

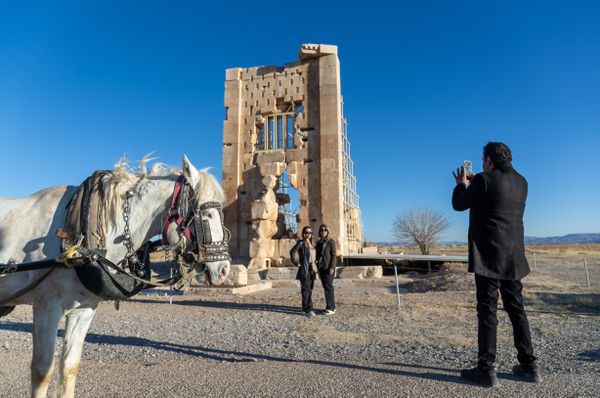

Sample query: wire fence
[389,252,599,288]
[387,252,600,315]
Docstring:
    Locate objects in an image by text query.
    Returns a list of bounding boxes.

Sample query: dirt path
[1,269,598,398]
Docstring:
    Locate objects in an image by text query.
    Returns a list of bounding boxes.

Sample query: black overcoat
[452,164,530,280]
[290,240,315,281]
[316,237,337,272]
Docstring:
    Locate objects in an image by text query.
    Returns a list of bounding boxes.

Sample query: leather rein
[0,173,232,303]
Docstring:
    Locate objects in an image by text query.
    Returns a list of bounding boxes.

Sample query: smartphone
[463,160,473,179]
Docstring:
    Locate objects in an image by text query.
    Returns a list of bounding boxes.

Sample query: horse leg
[55,306,97,398]
[31,300,63,398]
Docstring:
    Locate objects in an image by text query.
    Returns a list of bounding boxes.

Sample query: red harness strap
[162,175,192,245]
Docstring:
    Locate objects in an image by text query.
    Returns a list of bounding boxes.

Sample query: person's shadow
[128,297,302,315]
[0,321,477,385]
[382,362,469,385]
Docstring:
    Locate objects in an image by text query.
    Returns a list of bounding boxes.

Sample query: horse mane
[102,155,225,230]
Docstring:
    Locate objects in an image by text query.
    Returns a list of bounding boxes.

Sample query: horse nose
[209,262,230,286]
[220,263,230,279]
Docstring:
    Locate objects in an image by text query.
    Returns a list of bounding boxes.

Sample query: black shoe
[513,363,542,383]
[460,366,499,387]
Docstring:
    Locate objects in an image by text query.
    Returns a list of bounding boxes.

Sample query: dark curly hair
[483,142,512,168]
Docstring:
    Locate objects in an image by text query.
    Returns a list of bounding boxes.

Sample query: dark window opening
[275,170,300,237]
[255,112,295,151]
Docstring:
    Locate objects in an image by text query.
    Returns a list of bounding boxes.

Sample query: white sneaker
[305,310,316,318]
[324,309,336,315]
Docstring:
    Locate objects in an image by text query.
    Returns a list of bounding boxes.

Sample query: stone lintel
[255,150,286,165]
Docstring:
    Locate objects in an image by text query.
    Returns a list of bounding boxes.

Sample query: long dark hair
[301,225,314,245]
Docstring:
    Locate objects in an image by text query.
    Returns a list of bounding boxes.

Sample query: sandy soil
[1,248,599,397]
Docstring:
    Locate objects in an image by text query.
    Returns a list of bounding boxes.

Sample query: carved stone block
[259,162,286,177]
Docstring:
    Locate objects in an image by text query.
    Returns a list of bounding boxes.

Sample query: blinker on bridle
[162,175,231,263]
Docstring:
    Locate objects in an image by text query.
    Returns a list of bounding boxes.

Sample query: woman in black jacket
[290,226,317,317]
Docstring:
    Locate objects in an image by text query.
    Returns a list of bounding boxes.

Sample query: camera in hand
[463,160,473,180]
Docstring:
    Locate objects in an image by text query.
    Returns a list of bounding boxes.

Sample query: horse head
[162,155,231,286]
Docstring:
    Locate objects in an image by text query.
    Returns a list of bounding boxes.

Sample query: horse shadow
[577,349,600,362]
[0,321,32,333]
[0,321,471,385]
[80,332,470,384]
[129,297,302,315]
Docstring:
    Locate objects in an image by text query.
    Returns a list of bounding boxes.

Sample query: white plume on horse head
[101,154,225,233]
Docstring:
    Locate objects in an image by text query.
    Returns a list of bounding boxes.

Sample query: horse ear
[182,155,199,184]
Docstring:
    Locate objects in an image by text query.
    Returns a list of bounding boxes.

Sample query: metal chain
[121,177,144,260]
[163,246,171,263]
[0,258,17,276]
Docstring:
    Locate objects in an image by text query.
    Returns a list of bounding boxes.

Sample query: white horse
[0,155,231,398]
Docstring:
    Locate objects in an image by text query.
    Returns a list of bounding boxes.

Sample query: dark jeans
[318,268,335,311]
[299,274,314,313]
[475,274,537,370]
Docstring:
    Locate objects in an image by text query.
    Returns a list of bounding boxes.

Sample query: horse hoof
[0,306,16,318]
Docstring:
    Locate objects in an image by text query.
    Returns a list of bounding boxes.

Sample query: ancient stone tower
[222,44,362,268]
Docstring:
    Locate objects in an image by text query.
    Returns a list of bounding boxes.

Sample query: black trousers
[475,274,536,370]
[318,268,336,311]
[299,273,314,313]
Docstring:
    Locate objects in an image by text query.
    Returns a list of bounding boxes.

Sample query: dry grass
[291,318,475,348]
[526,243,600,256]
[381,243,600,257]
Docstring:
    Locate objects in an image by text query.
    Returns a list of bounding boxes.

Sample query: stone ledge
[265,267,298,280]
[269,277,413,290]
[187,281,272,295]
[264,266,385,280]
[337,266,383,279]
[231,281,272,295]
[333,277,412,288]
[270,280,301,288]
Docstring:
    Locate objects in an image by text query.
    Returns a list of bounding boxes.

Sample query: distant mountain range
[373,233,600,246]
[523,233,600,245]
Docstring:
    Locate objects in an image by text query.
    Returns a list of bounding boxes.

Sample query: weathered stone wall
[222,44,361,268]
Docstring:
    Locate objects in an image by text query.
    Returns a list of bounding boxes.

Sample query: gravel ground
[1,261,599,397]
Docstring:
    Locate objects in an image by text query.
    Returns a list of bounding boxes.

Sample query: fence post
[394,264,402,313]
[533,252,537,271]
[584,257,591,288]
[169,268,174,305]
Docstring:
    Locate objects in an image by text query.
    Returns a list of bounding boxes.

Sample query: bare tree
[392,207,452,254]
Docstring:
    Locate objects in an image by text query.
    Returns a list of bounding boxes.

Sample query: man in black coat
[316,224,337,314]
[452,142,540,387]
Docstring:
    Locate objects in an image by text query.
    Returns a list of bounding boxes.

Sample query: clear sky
[1,1,598,243]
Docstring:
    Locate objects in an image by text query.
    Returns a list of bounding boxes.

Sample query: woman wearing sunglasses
[290,225,318,317]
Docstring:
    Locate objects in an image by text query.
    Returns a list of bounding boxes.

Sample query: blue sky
[1,1,598,242]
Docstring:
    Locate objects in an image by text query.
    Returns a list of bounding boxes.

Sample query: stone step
[231,281,272,295]
[186,281,272,295]
[269,276,413,290]
[263,265,385,280]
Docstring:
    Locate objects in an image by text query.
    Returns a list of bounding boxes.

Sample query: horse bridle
[161,175,231,264]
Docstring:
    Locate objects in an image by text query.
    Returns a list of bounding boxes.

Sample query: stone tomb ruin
[222,44,362,271]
